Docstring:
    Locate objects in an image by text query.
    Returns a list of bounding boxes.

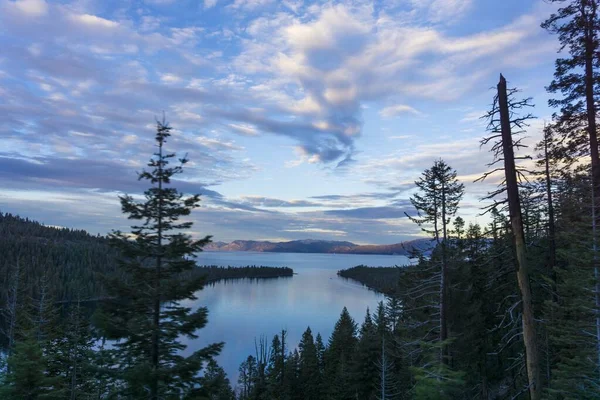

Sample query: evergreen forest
[1,0,600,398]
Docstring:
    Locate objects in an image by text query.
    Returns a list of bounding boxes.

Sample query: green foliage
[338,266,404,295]
[0,332,64,400]
[197,360,236,400]
[298,327,321,399]
[96,121,223,398]
[352,309,380,400]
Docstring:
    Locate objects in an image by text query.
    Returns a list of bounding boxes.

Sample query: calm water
[180,251,411,381]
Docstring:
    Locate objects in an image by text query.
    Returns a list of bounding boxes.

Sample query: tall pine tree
[97,120,223,399]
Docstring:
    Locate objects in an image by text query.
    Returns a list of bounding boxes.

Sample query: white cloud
[12,0,48,17]
[145,0,176,4]
[160,73,182,83]
[284,227,347,236]
[228,0,274,10]
[380,104,422,117]
[228,123,259,136]
[425,0,472,23]
[196,136,242,151]
[70,13,119,29]
[28,43,42,56]
[388,135,415,140]
[204,0,218,9]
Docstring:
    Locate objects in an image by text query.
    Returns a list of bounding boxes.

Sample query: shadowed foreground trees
[95,120,223,398]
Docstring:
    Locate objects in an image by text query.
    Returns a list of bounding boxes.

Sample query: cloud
[0,155,222,197]
[11,0,48,16]
[228,0,275,10]
[411,0,473,24]
[324,203,414,220]
[380,104,422,117]
[283,227,347,236]
[227,1,553,164]
[388,135,414,140]
[240,196,319,208]
[70,13,119,29]
[204,0,218,9]
[0,0,556,244]
[228,123,259,137]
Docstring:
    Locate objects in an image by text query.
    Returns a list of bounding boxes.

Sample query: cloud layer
[0,0,558,243]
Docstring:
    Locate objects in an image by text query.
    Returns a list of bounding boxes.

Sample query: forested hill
[205,238,431,255]
[0,212,119,303]
[0,212,294,305]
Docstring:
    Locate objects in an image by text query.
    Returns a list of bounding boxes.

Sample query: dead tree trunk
[582,0,600,375]
[498,74,541,400]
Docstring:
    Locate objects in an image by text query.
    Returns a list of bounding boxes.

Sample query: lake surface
[181,251,411,382]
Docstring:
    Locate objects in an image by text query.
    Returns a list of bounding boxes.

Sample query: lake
[181,251,411,382]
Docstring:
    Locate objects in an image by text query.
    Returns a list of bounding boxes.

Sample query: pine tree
[353,309,380,400]
[546,170,600,397]
[298,327,321,399]
[282,350,301,400]
[97,120,223,398]
[0,332,62,399]
[238,355,257,400]
[266,334,284,399]
[542,0,600,387]
[315,333,326,377]
[0,254,23,355]
[60,299,97,400]
[407,160,464,364]
[325,307,358,399]
[198,359,236,400]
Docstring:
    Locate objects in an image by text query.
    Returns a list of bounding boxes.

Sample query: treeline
[337,265,404,295]
[233,304,400,400]
[194,265,294,282]
[237,152,597,398]
[0,212,119,305]
[0,212,294,350]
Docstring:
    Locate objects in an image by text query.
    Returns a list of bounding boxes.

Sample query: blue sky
[0,0,560,244]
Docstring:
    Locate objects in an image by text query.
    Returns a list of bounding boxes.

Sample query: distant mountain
[204,238,431,256]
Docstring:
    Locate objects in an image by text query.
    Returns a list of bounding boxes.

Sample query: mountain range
[204,238,431,256]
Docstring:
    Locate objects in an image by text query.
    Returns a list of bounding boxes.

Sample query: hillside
[205,238,431,255]
[0,213,295,305]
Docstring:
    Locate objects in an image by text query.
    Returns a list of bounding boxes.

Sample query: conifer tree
[407,160,464,363]
[60,299,96,400]
[283,350,301,400]
[238,355,257,400]
[0,330,63,399]
[353,309,380,399]
[298,327,321,399]
[542,0,600,383]
[97,120,222,399]
[266,334,284,399]
[315,333,326,377]
[325,307,358,399]
[198,359,235,400]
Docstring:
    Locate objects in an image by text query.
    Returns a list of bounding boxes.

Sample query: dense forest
[338,266,404,295]
[1,0,599,398]
[0,211,292,313]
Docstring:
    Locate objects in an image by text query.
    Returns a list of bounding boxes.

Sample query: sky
[0,0,562,244]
